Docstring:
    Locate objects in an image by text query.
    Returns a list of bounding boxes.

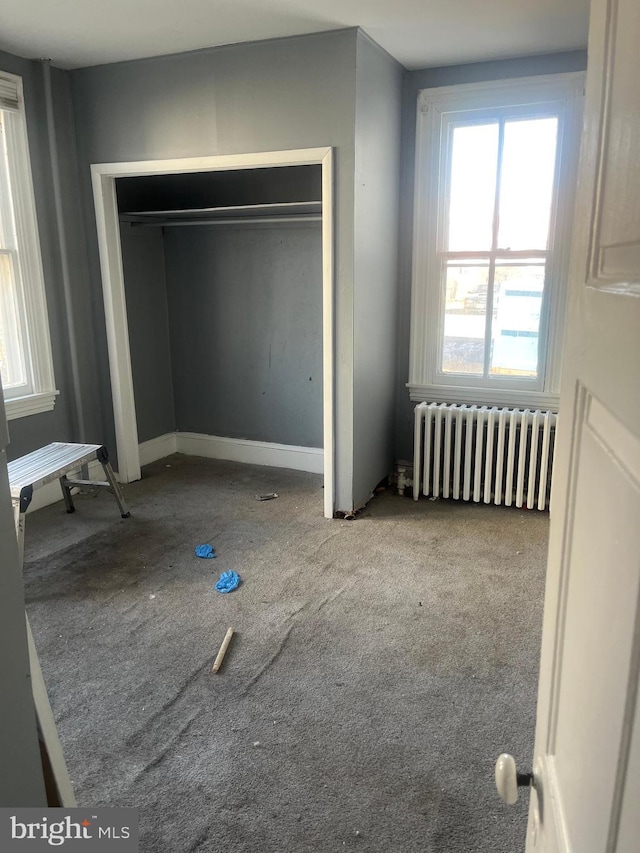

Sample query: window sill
[407,383,559,412]
[4,390,59,420]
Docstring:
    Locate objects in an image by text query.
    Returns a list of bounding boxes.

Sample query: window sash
[0,110,35,397]
[437,253,549,384]
[436,111,559,388]
[0,248,32,393]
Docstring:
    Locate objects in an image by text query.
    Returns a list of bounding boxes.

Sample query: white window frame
[408,73,584,409]
[0,70,57,420]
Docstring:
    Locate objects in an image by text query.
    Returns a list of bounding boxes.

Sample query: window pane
[0,252,28,389]
[498,118,558,251]
[441,262,489,375]
[448,123,499,251]
[0,115,16,250]
[490,262,545,378]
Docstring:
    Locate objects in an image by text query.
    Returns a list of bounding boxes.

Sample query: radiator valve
[396,464,413,496]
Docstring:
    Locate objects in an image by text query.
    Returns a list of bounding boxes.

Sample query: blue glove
[216,570,241,593]
[195,544,216,559]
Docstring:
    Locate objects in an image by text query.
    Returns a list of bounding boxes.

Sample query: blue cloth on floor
[216,570,241,593]
[195,544,216,559]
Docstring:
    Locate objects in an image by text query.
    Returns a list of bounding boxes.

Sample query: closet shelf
[119,200,322,226]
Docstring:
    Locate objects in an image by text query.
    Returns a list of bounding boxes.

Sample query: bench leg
[59,475,75,513]
[96,448,130,518]
[102,463,130,518]
[13,504,26,570]
[13,486,32,571]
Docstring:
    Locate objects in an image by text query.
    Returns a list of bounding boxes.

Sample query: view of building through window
[441,116,558,379]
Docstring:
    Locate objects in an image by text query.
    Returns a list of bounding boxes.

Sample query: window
[0,71,57,419]
[409,74,584,409]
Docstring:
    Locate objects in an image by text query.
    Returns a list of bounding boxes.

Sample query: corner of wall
[351,33,403,510]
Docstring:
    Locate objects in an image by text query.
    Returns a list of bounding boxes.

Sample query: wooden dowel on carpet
[212,627,234,673]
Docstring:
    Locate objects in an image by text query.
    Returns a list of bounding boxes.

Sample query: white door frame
[91,147,335,518]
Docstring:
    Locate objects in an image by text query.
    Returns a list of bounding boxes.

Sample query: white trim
[407,384,559,411]
[416,72,585,110]
[91,167,140,484]
[0,70,58,410]
[91,148,335,516]
[409,73,584,407]
[25,459,102,514]
[138,432,177,467]
[320,148,334,517]
[137,431,323,474]
[93,149,332,177]
[175,432,323,474]
[5,390,59,420]
[25,618,76,806]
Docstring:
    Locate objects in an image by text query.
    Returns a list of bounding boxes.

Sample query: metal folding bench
[8,442,130,564]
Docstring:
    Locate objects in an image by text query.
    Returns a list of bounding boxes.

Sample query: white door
[521,0,640,849]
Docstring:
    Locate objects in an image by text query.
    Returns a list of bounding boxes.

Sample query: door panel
[616,688,640,851]
[528,0,640,850]
[592,0,640,278]
[550,390,640,852]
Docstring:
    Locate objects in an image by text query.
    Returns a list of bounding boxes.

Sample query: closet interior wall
[117,165,324,456]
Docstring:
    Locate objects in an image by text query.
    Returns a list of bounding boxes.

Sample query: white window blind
[0,75,20,112]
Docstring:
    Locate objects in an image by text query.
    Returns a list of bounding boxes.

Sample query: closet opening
[91,149,334,517]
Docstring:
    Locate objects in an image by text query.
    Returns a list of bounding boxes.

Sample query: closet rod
[127,215,323,228]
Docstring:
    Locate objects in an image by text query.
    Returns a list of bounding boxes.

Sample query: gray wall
[69,28,358,510]
[352,33,404,507]
[0,51,96,461]
[119,223,175,444]
[163,224,323,447]
[394,50,589,462]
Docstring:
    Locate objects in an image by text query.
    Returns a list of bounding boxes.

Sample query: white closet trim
[91,148,335,518]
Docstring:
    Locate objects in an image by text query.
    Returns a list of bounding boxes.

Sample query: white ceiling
[0,0,590,71]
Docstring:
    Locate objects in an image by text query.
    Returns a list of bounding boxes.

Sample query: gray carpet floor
[23,455,548,852]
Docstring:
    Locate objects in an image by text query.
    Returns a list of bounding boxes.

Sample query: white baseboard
[28,431,323,513]
[176,432,324,474]
[137,430,322,474]
[138,432,177,467]
[26,460,104,514]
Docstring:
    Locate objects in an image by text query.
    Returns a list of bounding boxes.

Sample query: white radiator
[413,402,557,510]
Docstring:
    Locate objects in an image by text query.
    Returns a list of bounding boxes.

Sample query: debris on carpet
[211,627,234,673]
[215,570,241,594]
[195,544,216,559]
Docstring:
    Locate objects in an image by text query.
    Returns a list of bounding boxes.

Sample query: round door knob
[495,754,533,804]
